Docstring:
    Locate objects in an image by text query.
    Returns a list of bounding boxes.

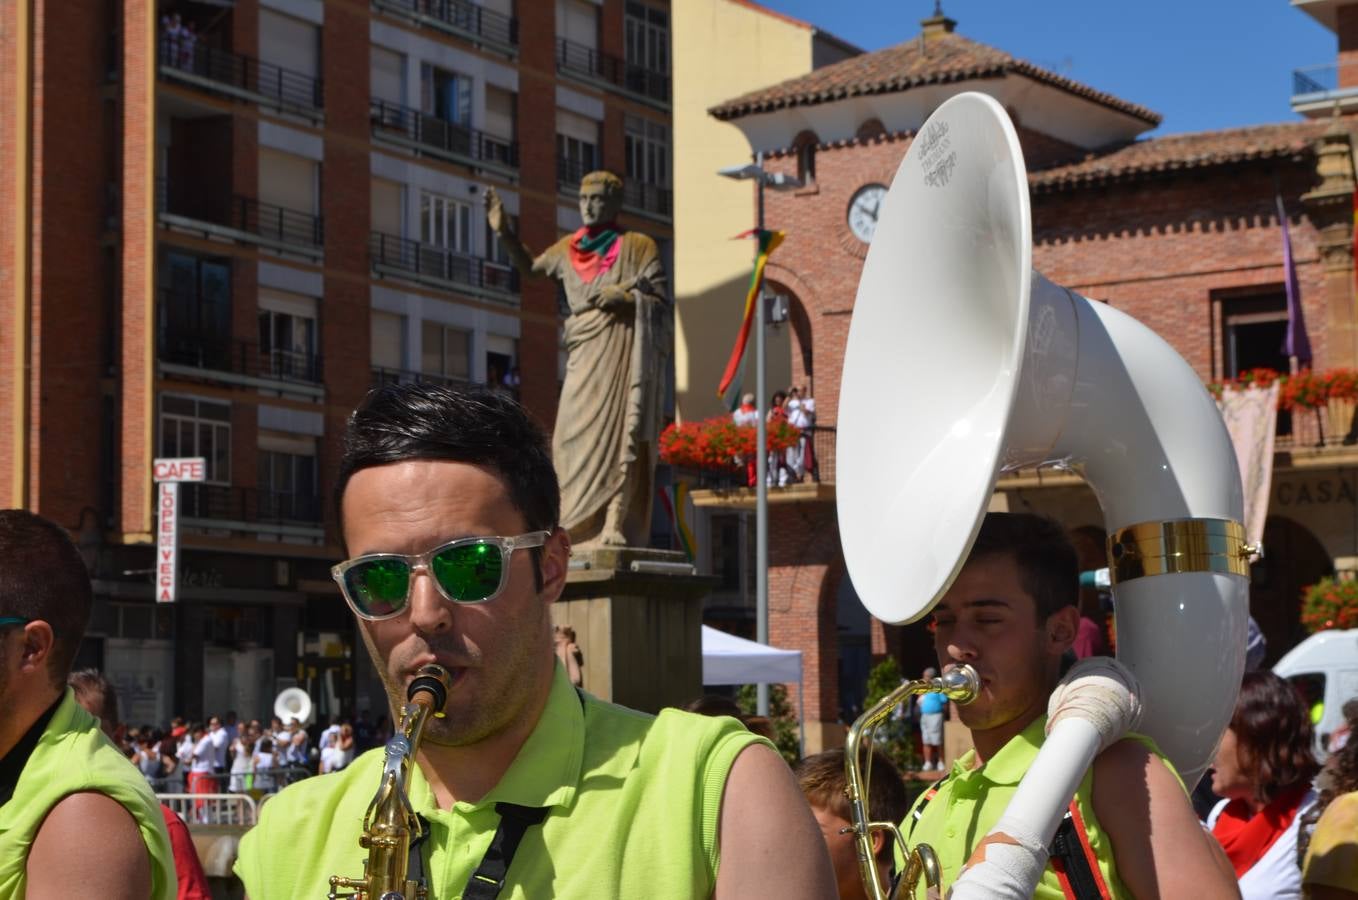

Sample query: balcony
[1292,62,1358,117]
[555,38,669,108]
[369,232,520,304]
[370,98,518,177]
[372,0,518,57]
[179,484,323,530]
[159,326,324,396]
[686,425,837,510]
[157,35,323,119]
[557,156,672,222]
[157,179,324,259]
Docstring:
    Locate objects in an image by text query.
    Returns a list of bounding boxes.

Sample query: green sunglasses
[331,531,552,621]
[0,616,33,628]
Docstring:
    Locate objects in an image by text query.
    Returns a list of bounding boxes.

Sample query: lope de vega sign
[153,458,206,603]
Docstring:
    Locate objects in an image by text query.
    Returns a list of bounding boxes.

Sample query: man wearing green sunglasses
[235,383,834,899]
[0,510,176,899]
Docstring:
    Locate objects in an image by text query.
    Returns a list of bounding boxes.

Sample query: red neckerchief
[1211,783,1309,877]
[568,224,621,283]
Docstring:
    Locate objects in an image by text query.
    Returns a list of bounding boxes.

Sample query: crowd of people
[732,385,818,487]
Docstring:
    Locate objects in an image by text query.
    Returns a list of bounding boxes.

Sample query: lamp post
[718,153,801,716]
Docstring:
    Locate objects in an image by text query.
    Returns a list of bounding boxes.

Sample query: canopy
[701,625,802,686]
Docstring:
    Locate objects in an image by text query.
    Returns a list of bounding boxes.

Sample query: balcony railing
[158,35,323,114]
[369,232,519,299]
[557,156,671,220]
[622,180,672,219]
[371,366,471,389]
[1291,63,1358,116]
[370,98,518,171]
[373,0,518,53]
[179,484,323,525]
[159,327,324,385]
[157,179,324,253]
[555,38,669,106]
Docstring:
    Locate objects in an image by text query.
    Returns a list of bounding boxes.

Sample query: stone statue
[484,172,670,547]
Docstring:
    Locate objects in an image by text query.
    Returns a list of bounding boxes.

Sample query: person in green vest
[901,513,1239,899]
[0,509,176,899]
[234,383,834,899]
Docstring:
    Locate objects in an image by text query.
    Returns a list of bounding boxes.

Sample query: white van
[1272,628,1358,760]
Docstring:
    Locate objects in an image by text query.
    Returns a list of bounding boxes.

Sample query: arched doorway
[1252,516,1333,666]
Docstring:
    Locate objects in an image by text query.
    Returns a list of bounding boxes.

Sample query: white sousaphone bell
[274,685,314,728]
[836,92,1251,896]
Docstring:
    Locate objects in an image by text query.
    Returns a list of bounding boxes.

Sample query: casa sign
[153,458,206,603]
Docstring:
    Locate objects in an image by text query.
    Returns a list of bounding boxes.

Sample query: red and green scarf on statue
[569,224,622,282]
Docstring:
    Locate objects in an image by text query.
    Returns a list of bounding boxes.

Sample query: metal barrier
[159,792,259,827]
[150,766,311,797]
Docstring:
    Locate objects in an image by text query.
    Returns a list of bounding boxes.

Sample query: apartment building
[1,0,673,724]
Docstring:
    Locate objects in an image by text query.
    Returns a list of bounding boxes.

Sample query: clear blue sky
[755,0,1337,136]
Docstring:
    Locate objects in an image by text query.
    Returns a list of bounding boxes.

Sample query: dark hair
[335,384,559,583]
[69,668,119,725]
[967,513,1078,620]
[0,510,93,684]
[685,695,745,718]
[1298,725,1358,864]
[1231,671,1319,805]
[796,749,907,861]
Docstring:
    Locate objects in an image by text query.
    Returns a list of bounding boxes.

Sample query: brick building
[1,0,673,725]
[695,8,1358,752]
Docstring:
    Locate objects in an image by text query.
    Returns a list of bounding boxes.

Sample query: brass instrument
[329,665,453,900]
[843,665,979,900]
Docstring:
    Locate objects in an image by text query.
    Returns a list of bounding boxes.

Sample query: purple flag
[1278,195,1312,366]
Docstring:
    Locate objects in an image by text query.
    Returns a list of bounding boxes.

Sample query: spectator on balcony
[733,393,758,487]
[768,391,791,488]
[785,386,815,482]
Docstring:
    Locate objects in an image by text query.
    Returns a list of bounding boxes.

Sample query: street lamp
[719,152,802,716]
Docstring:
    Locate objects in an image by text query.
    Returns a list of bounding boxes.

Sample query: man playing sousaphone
[233,383,834,898]
[904,513,1239,899]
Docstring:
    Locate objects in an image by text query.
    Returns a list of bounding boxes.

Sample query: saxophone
[329,665,453,900]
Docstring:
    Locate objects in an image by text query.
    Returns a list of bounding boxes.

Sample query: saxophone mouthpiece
[407,664,453,716]
[939,664,980,703]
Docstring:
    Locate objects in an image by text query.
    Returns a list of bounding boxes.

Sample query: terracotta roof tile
[1030,121,1329,191]
[709,31,1160,126]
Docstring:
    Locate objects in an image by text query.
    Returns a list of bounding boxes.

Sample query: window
[259,446,319,521]
[625,114,669,189]
[708,513,752,597]
[371,179,404,237]
[557,0,598,49]
[421,321,471,382]
[420,192,472,253]
[260,10,319,79]
[371,311,405,371]
[557,109,599,184]
[259,149,317,215]
[160,395,231,484]
[485,85,516,142]
[486,334,518,393]
[371,46,405,106]
[624,1,668,74]
[1221,292,1289,378]
[421,63,471,126]
[792,132,817,186]
[161,252,231,339]
[258,289,318,381]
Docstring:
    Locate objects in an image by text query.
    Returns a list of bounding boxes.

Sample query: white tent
[700,626,804,754]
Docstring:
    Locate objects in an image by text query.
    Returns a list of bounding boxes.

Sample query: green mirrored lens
[345,558,410,617]
[432,542,504,602]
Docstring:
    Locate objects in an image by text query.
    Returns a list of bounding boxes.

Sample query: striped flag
[717,229,785,409]
[1278,194,1311,367]
[657,484,696,561]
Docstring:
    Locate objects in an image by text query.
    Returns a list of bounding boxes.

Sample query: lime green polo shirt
[235,664,768,899]
[0,688,176,899]
[903,714,1163,899]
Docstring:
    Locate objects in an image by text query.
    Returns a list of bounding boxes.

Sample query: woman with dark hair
[1207,670,1321,899]
[1298,703,1358,900]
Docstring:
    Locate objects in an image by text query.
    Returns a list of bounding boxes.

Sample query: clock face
[847,184,888,244]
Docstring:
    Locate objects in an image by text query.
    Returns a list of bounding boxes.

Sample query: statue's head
[579,170,623,227]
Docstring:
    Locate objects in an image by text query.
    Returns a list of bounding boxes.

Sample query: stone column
[1302,117,1358,369]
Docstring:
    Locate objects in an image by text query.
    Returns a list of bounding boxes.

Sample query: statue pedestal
[553,547,714,714]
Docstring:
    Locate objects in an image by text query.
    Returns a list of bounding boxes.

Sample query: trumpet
[843,665,979,900]
[329,665,453,900]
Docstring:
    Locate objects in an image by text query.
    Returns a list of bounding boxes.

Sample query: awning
[701,625,802,686]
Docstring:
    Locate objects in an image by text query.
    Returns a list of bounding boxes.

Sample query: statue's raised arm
[485,171,670,548]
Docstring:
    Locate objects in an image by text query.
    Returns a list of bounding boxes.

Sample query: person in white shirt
[207,715,229,774]
[188,723,216,823]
